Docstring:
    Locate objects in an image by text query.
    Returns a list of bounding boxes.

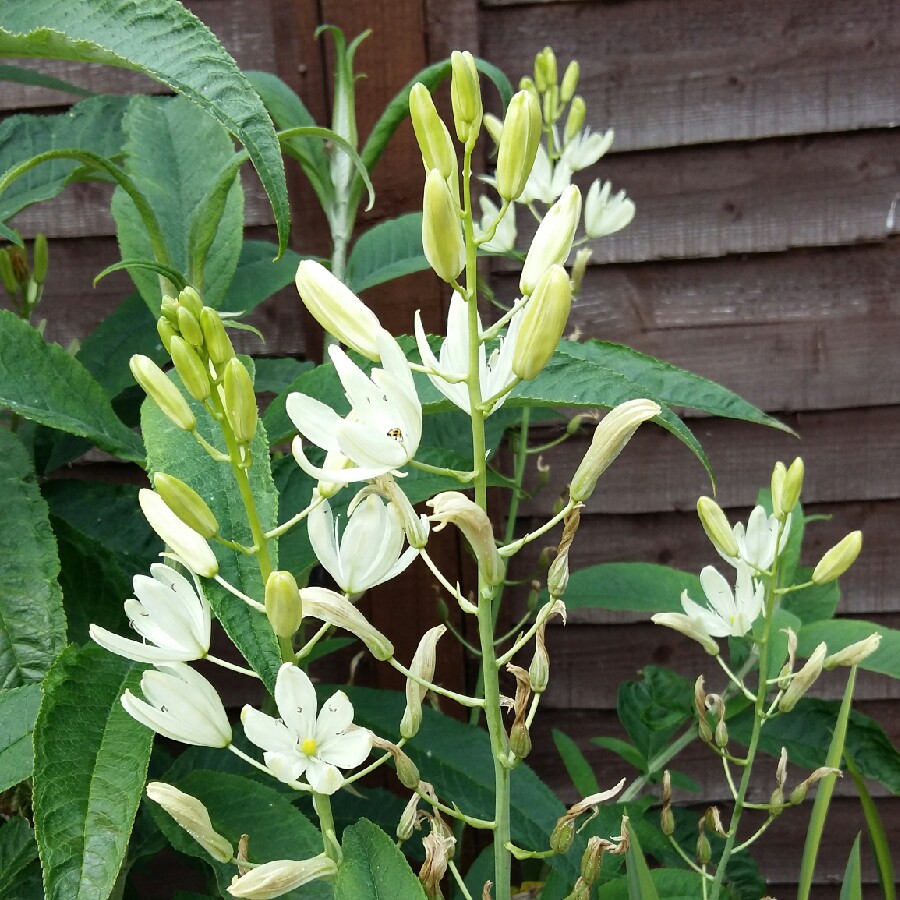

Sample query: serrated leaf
[0,684,41,792]
[561,562,699,614]
[0,428,65,687]
[334,819,425,900]
[33,644,153,900]
[345,212,427,293]
[0,310,144,461]
[222,240,307,314]
[552,728,600,796]
[796,618,899,679]
[0,0,289,252]
[0,816,39,896]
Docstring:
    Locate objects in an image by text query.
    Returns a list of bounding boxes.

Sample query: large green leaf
[345,212,427,293]
[552,728,600,797]
[0,95,128,223]
[796,618,899,679]
[0,310,144,461]
[598,869,701,899]
[0,427,65,688]
[561,562,699,614]
[0,683,41,791]
[111,95,243,310]
[0,0,289,252]
[0,817,39,898]
[33,644,153,900]
[141,364,282,690]
[334,819,426,900]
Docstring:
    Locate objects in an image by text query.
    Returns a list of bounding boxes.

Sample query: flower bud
[294,259,382,361]
[570,399,661,502]
[789,782,808,805]
[550,817,576,854]
[422,169,465,283]
[176,306,204,348]
[771,461,787,518]
[265,571,303,639]
[450,50,482,144]
[395,748,420,790]
[397,793,419,841]
[130,355,195,432]
[714,719,728,748]
[560,61,580,104]
[139,489,218,577]
[146,782,232,863]
[534,47,557,92]
[769,787,784,812]
[565,881,590,900]
[824,632,881,669]
[509,722,532,760]
[32,234,49,285]
[496,90,542,202]
[409,83,457,181]
[227,855,337,898]
[170,335,211,402]
[200,307,235,365]
[546,547,570,599]
[513,264,572,380]
[483,112,503,145]
[542,86,558,127]
[518,76,540,106]
[153,473,219,538]
[427,492,505,585]
[157,317,177,354]
[697,496,739,559]
[565,96,586,142]
[696,832,712,866]
[780,457,804,515]
[223,358,258,444]
[301,587,394,661]
[790,766,841,806]
[401,624,446,739]
[660,806,675,836]
[779,642,827,712]
[160,295,179,323]
[529,625,550,694]
[178,285,204,319]
[520,184,582,296]
[580,836,603,885]
[570,248,592,297]
[0,250,17,294]
[812,531,862,585]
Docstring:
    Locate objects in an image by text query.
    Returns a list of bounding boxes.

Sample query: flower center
[300,737,317,756]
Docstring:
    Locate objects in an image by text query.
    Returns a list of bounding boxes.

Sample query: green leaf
[141,364,282,690]
[0,62,94,96]
[0,310,144,461]
[0,427,65,687]
[222,240,307,314]
[345,212,428,293]
[111,95,243,310]
[0,95,128,222]
[252,358,314,395]
[33,644,153,900]
[0,816,39,896]
[0,0,289,253]
[625,822,661,900]
[561,562,699,614]
[796,619,899,678]
[597,870,702,899]
[617,667,693,765]
[838,834,863,900]
[591,737,647,773]
[334,819,426,900]
[552,728,600,796]
[782,567,839,624]
[0,684,41,792]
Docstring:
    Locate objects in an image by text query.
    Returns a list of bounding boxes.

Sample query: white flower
[241,663,371,795]
[122,663,232,747]
[650,612,719,655]
[90,563,210,664]
[286,328,422,483]
[584,180,635,238]
[414,291,522,416]
[680,562,765,639]
[562,127,614,172]
[228,855,337,899]
[517,144,571,205]
[308,493,421,595]
[475,195,516,252]
[717,506,791,572]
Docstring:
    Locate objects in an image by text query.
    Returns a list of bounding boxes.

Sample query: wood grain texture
[481,0,900,151]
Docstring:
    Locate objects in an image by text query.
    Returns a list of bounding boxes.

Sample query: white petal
[699,566,737,622]
[681,596,731,639]
[319,728,371,771]
[376,329,417,400]
[263,750,307,785]
[149,564,210,642]
[305,758,344,795]
[241,705,297,753]
[285,392,344,452]
[129,581,201,649]
[313,690,355,743]
[338,421,408,470]
[330,345,385,414]
[369,544,419,589]
[274,663,318,740]
[307,500,343,588]
[90,625,195,663]
[291,436,389,483]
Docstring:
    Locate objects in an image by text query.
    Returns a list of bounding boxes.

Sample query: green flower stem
[313,791,342,863]
[265,493,325,540]
[500,498,577,557]
[421,549,476,613]
[408,459,476,482]
[206,654,262,678]
[295,622,332,661]
[732,815,777,853]
[388,657,485,707]
[714,654,757,702]
[415,784,496,830]
[448,861,475,900]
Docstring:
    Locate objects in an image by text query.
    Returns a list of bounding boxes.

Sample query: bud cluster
[0,233,48,319]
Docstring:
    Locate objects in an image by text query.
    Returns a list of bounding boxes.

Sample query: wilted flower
[241,663,371,795]
[90,563,210,664]
[227,855,337,899]
[427,491,505,586]
[680,562,765,639]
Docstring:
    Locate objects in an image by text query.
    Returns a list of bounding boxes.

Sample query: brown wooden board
[481,0,900,152]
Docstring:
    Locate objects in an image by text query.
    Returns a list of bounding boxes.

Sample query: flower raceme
[241,663,371,795]
[287,328,422,483]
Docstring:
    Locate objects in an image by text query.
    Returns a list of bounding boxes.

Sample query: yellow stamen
[300,737,317,756]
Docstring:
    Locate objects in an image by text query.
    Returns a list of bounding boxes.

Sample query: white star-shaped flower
[475,195,517,252]
[517,144,572,205]
[561,127,614,172]
[717,506,791,572]
[680,562,765,638]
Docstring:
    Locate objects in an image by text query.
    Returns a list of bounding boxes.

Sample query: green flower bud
[570,248,592,297]
[811,531,862,585]
[518,76,540,106]
[697,496,739,559]
[520,184,582,296]
[509,722,532,760]
[394,749,420,790]
[0,250,17,294]
[265,570,303,639]
[153,473,219,538]
[781,456,804,515]
[513,265,571,381]
[178,285,204,319]
[409,83,457,181]
[450,50,483,144]
[714,719,728,748]
[130,355,195,432]
[176,306,204,348]
[223,358,258,444]
[160,295,179,323]
[396,794,419,842]
[769,787,784,813]
[542,85,559,124]
[560,61,580,104]
[789,783,808,805]
[565,96,586,142]
[422,169,465,284]
[660,806,675,836]
[534,47,557,92]
[170,335,211,402]
[496,90,542,202]
[199,307,236,365]
[32,234,49,285]
[580,837,603,885]
[529,629,549,694]
[549,817,576,854]
[157,317,177,353]
[696,832,712,866]
[483,112,503,145]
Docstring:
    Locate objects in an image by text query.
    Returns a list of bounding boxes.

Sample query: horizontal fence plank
[481,0,900,151]
[516,406,900,515]
[489,130,900,266]
[0,0,277,111]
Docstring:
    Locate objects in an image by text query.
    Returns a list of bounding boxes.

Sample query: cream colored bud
[450,50,482,143]
[176,306,204,348]
[153,473,218,539]
[401,624,446,739]
[570,399,661,502]
[316,450,352,499]
[146,782,232,863]
[223,358,258,444]
[300,587,394,661]
[265,571,303,639]
[520,184,582,296]
[422,169,465,283]
[139,489,218,578]
[130,355,195,432]
[496,90,542,202]
[483,112,503,145]
[560,61,580,104]
[535,47,557,92]
[160,295,179,323]
[169,335,211,402]
[178,285,204,319]
[781,457,804,515]
[771,461,787,518]
[200,307,235,365]
[565,96,586,142]
[518,76,540,106]
[779,642,827,712]
[157,317,177,354]
[696,496,739,559]
[570,248,592,296]
[824,632,881,669]
[812,531,862,585]
[294,259,382,361]
[409,83,457,181]
[227,855,337,899]
[776,747,789,790]
[377,476,430,549]
[427,492,505,585]
[513,264,572,380]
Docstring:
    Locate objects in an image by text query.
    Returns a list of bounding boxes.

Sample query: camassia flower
[717,506,791,572]
[308,493,423,595]
[241,663,371,795]
[680,562,765,639]
[287,328,421,483]
[90,563,210,664]
[414,292,522,416]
